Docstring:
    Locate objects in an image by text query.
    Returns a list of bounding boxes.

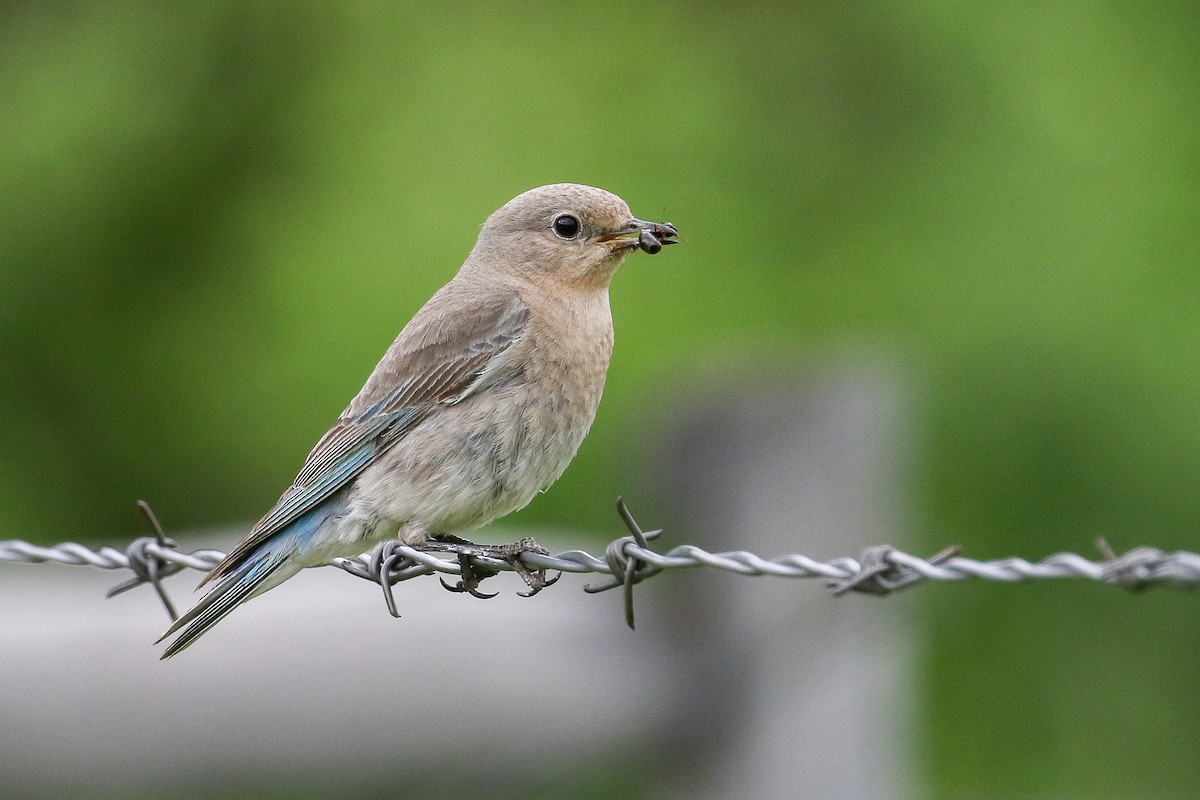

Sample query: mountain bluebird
[158,183,678,658]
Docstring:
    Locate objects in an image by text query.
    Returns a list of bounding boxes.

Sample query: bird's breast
[443,286,614,526]
[516,287,614,479]
[355,287,614,537]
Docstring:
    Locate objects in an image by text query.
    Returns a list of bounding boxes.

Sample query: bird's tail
[156,497,342,659]
[156,539,298,659]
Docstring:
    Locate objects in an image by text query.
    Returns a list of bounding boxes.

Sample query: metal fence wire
[1,500,1197,627]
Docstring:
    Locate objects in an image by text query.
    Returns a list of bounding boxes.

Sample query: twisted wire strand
[3,533,1199,588]
[1,501,1197,628]
[0,540,226,573]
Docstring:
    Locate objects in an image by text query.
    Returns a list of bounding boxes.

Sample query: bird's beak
[599,218,680,255]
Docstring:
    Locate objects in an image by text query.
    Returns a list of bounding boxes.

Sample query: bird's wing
[202,290,531,584]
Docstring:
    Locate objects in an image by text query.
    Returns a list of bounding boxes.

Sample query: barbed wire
[1,500,1197,628]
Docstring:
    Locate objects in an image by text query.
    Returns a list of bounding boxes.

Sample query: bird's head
[469,183,678,291]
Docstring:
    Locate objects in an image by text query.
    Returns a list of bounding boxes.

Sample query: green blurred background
[2,1,1199,796]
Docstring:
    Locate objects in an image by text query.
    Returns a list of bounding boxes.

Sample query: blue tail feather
[157,503,335,659]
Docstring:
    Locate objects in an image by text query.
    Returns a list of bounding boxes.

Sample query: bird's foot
[424,536,561,598]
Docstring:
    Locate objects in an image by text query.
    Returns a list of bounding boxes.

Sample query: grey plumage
[158,183,678,658]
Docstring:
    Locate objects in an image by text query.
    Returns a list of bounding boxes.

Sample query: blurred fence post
[650,356,916,800]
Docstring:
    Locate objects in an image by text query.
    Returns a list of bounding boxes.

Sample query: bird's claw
[497,537,561,597]
[439,577,500,599]
[438,553,501,598]
[424,536,560,599]
[514,563,561,597]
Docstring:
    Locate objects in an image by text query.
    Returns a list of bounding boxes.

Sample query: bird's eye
[552,214,581,240]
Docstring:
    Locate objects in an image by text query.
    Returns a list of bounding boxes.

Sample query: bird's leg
[425,535,561,598]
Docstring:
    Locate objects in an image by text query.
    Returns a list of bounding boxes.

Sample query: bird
[157,183,678,658]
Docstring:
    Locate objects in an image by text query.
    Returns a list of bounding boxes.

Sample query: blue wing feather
[201,402,430,586]
[199,292,530,588]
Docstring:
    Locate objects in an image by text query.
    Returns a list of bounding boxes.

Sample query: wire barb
[827,545,962,597]
[1095,537,1169,593]
[103,501,183,620]
[581,498,665,629]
